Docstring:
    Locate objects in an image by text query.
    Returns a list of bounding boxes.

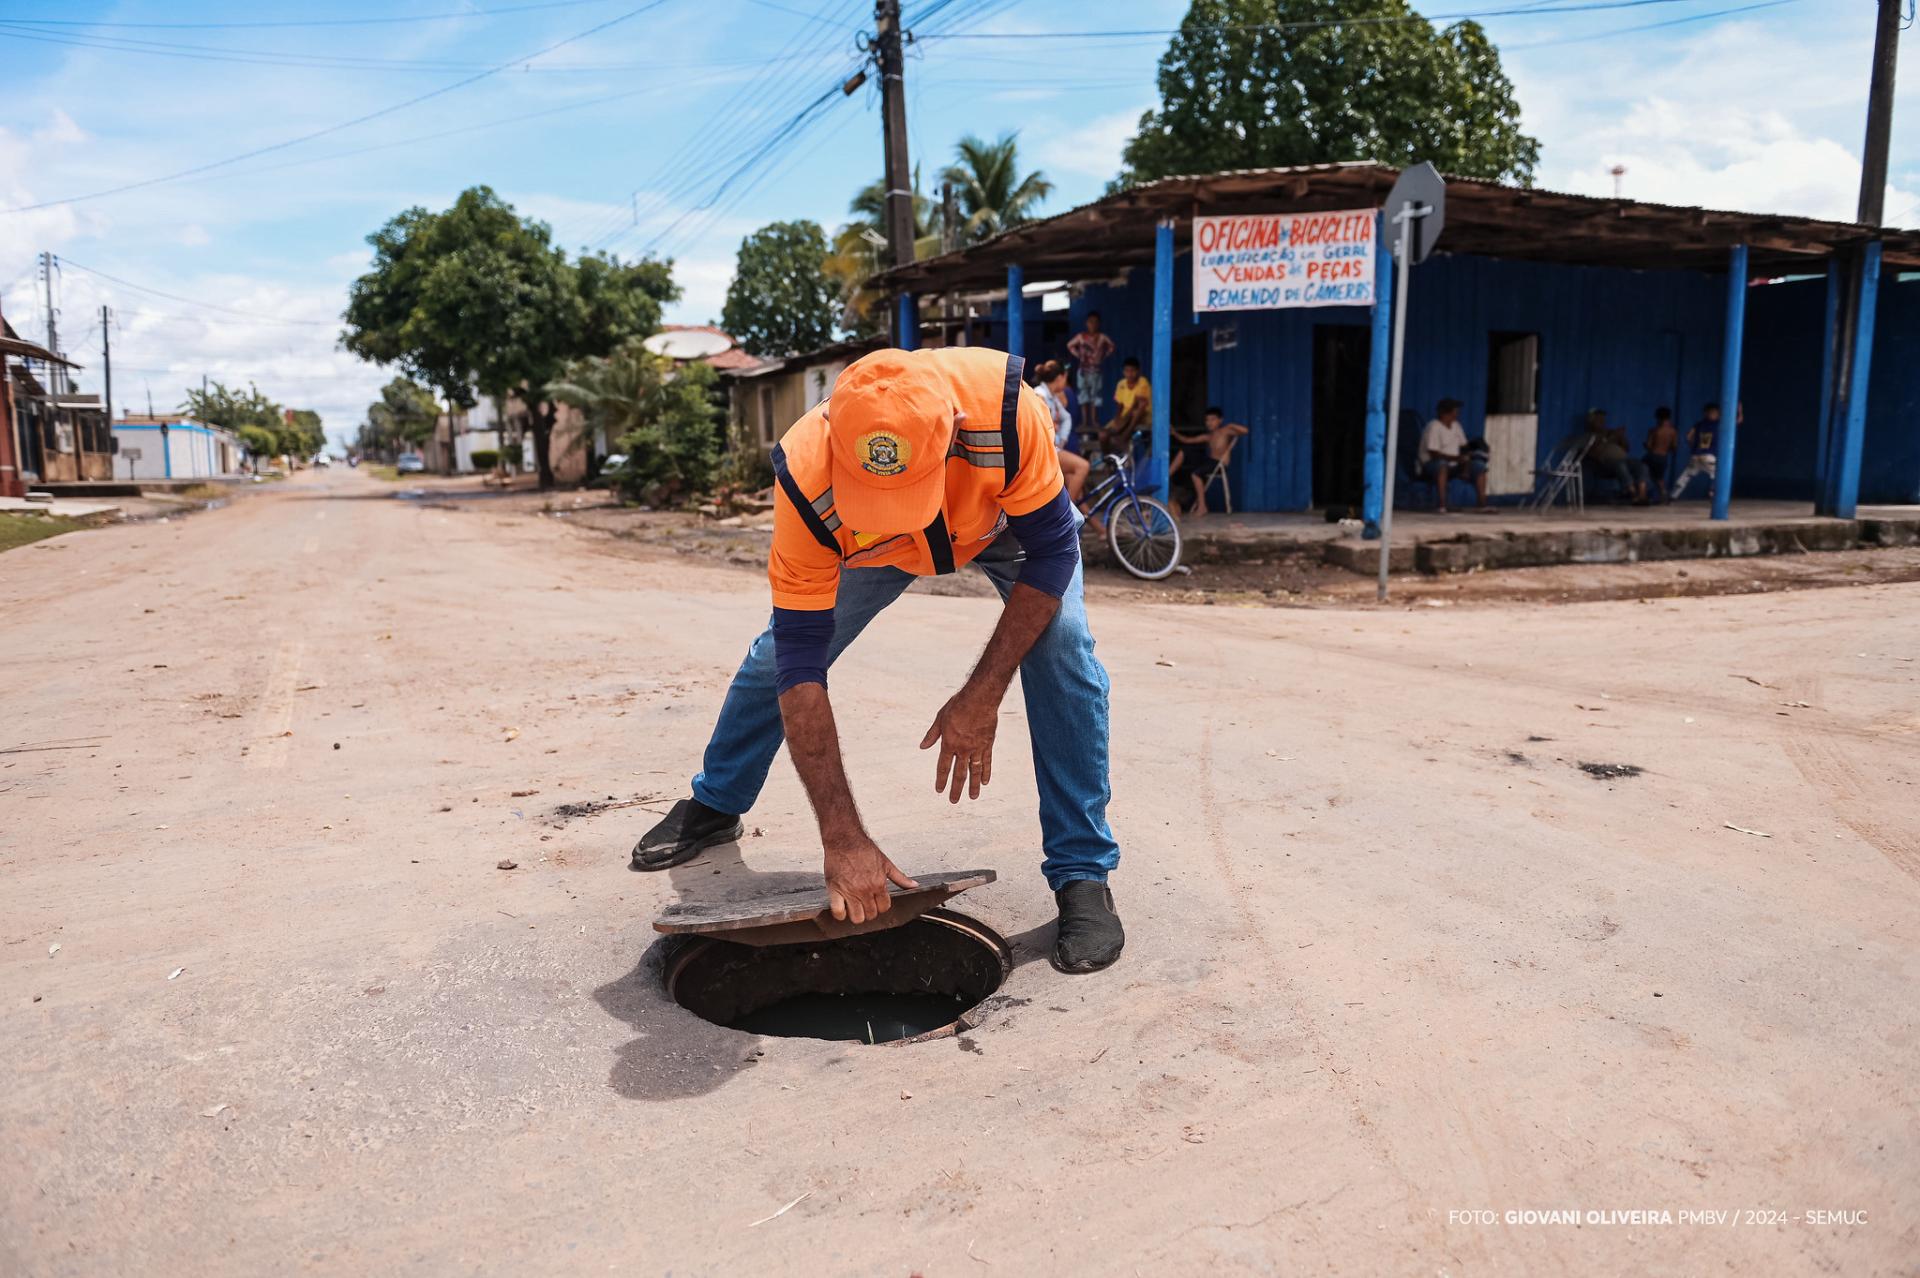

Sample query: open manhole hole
[665,909,1009,1044]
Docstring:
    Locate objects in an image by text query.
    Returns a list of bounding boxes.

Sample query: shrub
[501,441,524,469]
[612,361,724,503]
[469,449,499,471]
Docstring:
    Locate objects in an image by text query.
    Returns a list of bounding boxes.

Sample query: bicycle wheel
[1106,494,1182,580]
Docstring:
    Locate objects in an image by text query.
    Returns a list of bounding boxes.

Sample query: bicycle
[1078,432,1182,581]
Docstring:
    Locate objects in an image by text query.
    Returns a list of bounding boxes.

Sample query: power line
[53,258,340,328]
[571,0,865,252]
[1,0,674,215]
[1502,0,1796,47]
[0,19,818,75]
[916,0,1719,40]
[644,0,1018,261]
[0,0,616,31]
[628,0,1023,261]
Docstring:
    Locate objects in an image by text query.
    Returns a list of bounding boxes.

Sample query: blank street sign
[1386,162,1447,264]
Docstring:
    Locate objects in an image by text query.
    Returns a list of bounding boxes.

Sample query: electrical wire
[1,0,675,215]
[0,19,832,75]
[917,0,1723,40]
[54,258,340,328]
[569,0,865,253]
[0,1,618,31]
[628,0,1034,260]
[1502,0,1797,47]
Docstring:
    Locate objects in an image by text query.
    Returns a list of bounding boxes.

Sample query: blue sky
[1,0,1913,445]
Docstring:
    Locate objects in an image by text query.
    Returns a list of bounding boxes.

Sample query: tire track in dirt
[1780,671,1920,886]
[1189,666,1471,1260]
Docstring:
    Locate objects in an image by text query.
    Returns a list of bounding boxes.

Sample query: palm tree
[845,167,941,264]
[827,168,941,336]
[940,132,1052,244]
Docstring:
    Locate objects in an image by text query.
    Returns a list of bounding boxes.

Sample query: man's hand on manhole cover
[825,834,919,924]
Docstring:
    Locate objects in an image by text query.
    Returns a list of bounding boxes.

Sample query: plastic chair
[1530,435,1592,513]
[1199,434,1239,514]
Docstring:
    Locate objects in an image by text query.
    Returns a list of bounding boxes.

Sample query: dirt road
[4,469,1915,1275]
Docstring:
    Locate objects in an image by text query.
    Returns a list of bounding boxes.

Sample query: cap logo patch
[856,430,910,477]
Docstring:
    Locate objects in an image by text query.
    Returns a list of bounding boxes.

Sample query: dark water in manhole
[667,911,1008,1044]
[732,991,975,1043]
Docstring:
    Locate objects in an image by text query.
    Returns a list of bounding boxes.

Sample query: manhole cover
[653,868,994,946]
[665,910,1009,1044]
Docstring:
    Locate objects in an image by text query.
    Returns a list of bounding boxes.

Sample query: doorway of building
[1170,333,1209,440]
[1311,324,1371,512]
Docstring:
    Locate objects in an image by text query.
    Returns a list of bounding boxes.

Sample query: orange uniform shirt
[769,348,1064,612]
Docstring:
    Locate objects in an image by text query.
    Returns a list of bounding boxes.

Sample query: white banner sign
[1192,209,1377,312]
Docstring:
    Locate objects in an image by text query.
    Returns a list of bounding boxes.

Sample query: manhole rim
[662,907,1011,1045]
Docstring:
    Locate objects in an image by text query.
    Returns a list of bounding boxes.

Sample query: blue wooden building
[878,163,1920,521]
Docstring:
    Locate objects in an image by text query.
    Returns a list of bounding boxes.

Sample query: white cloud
[1032,106,1146,183]
[666,254,736,328]
[1513,14,1918,224]
[1539,97,1920,223]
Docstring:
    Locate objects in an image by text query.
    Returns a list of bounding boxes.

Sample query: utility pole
[873,0,915,344]
[102,304,113,479]
[1858,0,1901,226]
[874,0,914,268]
[40,251,62,394]
[1820,0,1901,515]
[942,180,958,346]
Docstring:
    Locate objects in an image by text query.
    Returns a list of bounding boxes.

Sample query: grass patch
[0,513,83,553]
[177,483,228,501]
[365,464,401,482]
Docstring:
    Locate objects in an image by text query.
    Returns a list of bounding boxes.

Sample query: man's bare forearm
[778,683,864,841]
[962,582,1060,705]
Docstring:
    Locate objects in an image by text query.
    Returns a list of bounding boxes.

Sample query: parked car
[588,453,631,490]
[395,453,426,474]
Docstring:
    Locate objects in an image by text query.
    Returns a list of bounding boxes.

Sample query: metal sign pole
[1377,203,1426,603]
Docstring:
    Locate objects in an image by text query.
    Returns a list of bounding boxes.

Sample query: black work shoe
[1051,881,1124,974]
[630,797,742,871]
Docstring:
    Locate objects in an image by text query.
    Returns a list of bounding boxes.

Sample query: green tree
[940,132,1052,243]
[342,185,678,487]
[183,380,279,433]
[184,380,294,459]
[721,220,839,358]
[235,423,278,461]
[286,408,326,460]
[545,338,722,503]
[1117,0,1539,187]
[358,377,439,459]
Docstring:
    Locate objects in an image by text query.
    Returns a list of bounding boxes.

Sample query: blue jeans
[690,540,1119,890]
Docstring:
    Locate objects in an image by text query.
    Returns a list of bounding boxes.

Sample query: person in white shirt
[1033,359,1089,501]
[1417,397,1489,513]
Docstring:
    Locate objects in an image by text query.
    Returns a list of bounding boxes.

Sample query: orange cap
[827,349,956,533]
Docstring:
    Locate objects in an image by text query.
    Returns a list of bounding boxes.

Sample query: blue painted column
[1149,217,1174,499]
[1812,259,1842,511]
[1005,264,1024,361]
[895,292,917,351]
[1832,240,1882,519]
[1710,244,1748,521]
[1361,211,1393,535]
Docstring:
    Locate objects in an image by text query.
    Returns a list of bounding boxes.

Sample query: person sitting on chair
[1169,406,1247,517]
[1097,357,1151,456]
[1417,398,1490,513]
[1033,359,1089,502]
[1580,408,1649,504]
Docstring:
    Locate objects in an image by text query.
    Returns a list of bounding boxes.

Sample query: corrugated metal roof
[876,161,1920,292]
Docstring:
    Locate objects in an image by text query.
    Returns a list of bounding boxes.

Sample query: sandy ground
[3,467,1916,1276]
